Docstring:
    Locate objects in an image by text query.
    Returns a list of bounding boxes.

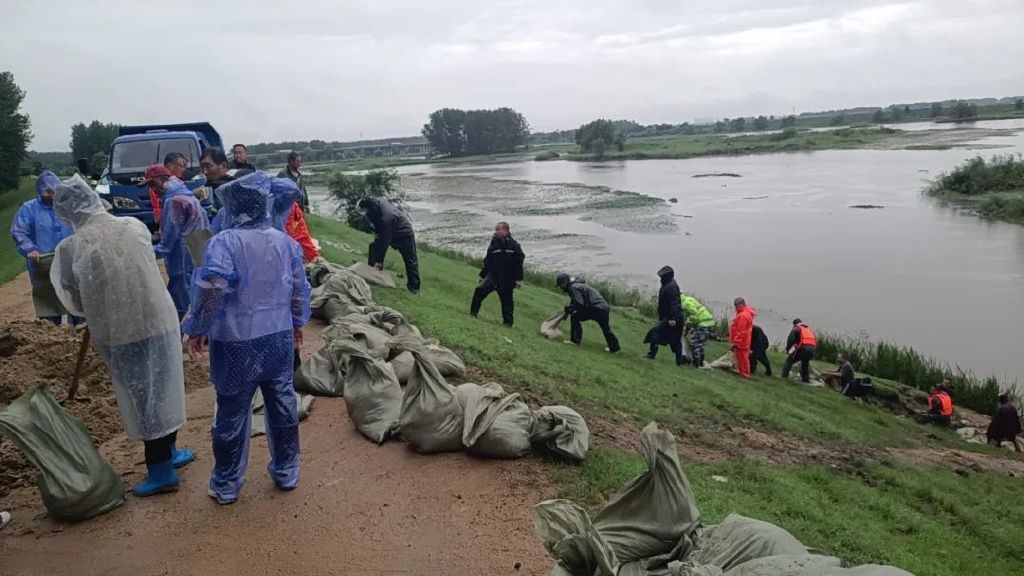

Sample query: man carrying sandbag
[357,196,420,294]
[556,273,620,353]
[184,172,311,505]
[470,221,525,326]
[50,175,195,497]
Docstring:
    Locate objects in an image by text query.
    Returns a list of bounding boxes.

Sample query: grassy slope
[309,216,1024,576]
[0,177,35,284]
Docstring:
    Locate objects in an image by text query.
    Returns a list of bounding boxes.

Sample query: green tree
[575,119,622,154]
[951,101,978,120]
[0,71,32,190]
[1015,99,1023,111]
[752,115,769,131]
[422,107,528,157]
[930,102,944,117]
[70,120,120,166]
[830,112,848,126]
[780,115,797,128]
[327,169,404,232]
[872,109,886,123]
[889,105,904,121]
[728,117,746,132]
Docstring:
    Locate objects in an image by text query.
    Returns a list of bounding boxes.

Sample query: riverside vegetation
[926,154,1024,224]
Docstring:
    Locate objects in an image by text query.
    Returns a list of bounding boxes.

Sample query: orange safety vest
[929,392,953,417]
[797,324,817,347]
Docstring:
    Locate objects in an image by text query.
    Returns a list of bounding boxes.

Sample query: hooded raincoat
[153,180,209,318]
[10,170,76,319]
[183,171,311,502]
[50,176,186,442]
[730,304,756,378]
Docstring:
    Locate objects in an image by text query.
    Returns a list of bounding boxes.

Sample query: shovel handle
[68,327,91,401]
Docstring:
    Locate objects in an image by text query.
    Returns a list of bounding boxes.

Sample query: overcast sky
[3,0,1022,151]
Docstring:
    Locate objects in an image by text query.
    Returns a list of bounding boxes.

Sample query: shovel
[67,326,91,402]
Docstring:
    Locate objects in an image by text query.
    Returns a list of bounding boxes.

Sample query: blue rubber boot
[132,460,180,497]
[171,445,196,469]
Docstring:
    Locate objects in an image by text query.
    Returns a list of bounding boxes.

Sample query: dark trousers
[750,348,772,375]
[648,340,685,364]
[470,275,515,325]
[782,346,815,382]
[143,430,178,465]
[391,234,420,292]
[571,307,620,352]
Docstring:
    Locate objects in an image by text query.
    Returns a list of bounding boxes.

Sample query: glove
[564,305,577,316]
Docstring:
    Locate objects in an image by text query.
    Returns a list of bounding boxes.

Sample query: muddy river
[314,119,1024,384]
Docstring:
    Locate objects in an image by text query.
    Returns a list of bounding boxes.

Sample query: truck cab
[88,122,221,230]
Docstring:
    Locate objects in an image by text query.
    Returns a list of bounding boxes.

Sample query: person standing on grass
[183,172,311,505]
[986,393,1023,452]
[729,297,755,379]
[645,266,686,365]
[681,294,716,368]
[357,196,420,294]
[750,324,772,376]
[470,221,525,326]
[50,175,194,497]
[782,319,817,383]
[277,151,309,211]
[556,273,620,353]
[10,170,82,326]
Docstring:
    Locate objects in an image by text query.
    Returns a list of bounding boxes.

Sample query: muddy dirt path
[0,272,556,576]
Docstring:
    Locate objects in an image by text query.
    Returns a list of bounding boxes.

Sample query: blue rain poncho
[153,179,209,317]
[183,172,311,502]
[10,170,74,283]
[50,175,185,442]
[209,173,300,233]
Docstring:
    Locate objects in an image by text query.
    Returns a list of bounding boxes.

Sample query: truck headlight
[111,197,140,210]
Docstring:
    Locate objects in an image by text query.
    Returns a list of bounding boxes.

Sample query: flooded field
[313,119,1024,384]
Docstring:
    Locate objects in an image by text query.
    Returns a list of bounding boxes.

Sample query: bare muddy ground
[0,272,556,576]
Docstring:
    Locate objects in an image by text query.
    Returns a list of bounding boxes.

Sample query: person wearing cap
[10,169,81,325]
[644,266,686,365]
[149,166,210,319]
[183,172,311,505]
[556,273,620,353]
[782,319,817,383]
[140,164,173,230]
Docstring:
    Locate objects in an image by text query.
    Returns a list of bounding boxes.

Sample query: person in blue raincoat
[149,168,210,319]
[183,171,311,505]
[9,170,81,325]
[209,175,301,234]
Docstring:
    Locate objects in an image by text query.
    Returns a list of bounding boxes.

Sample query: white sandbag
[686,514,807,572]
[389,351,415,386]
[531,405,590,462]
[425,342,466,377]
[293,346,347,397]
[533,499,619,576]
[349,262,398,288]
[335,339,403,444]
[540,311,566,340]
[392,336,465,453]
[594,423,702,563]
[706,353,735,370]
[720,554,842,576]
[455,383,534,459]
[324,321,392,360]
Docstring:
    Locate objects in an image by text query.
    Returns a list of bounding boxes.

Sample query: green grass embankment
[308,215,1024,576]
[926,154,1024,224]
[1,177,35,284]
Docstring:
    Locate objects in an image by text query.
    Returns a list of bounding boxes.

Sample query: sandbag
[826,566,916,576]
[686,514,807,571]
[390,351,415,386]
[309,268,374,311]
[594,422,702,563]
[392,336,465,453]
[530,405,590,462]
[368,307,422,339]
[425,342,466,377]
[294,346,347,396]
[541,311,566,340]
[250,389,315,437]
[720,554,842,576]
[533,499,619,576]
[326,321,392,360]
[0,386,125,521]
[455,382,534,459]
[349,262,398,288]
[335,339,403,444]
[706,354,735,370]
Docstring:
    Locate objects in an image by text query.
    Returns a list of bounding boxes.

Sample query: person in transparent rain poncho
[183,171,311,505]
[152,175,210,320]
[49,175,194,498]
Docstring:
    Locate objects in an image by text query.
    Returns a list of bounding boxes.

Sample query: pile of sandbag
[533,422,915,576]
[298,260,591,461]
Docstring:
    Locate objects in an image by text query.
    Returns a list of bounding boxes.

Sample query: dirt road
[0,273,556,576]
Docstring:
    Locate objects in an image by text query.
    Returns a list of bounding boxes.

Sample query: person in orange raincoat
[729,297,755,379]
[285,203,319,262]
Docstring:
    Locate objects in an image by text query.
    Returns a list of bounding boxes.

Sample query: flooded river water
[317,119,1024,384]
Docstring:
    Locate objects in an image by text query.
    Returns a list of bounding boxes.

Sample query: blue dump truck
[80,122,220,230]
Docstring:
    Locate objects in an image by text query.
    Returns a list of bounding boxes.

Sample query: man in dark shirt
[644,266,686,365]
[229,144,256,171]
[357,197,419,294]
[557,273,620,353]
[987,393,1024,452]
[470,222,525,326]
[822,352,856,393]
[200,147,235,210]
[277,151,309,211]
[749,325,772,376]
